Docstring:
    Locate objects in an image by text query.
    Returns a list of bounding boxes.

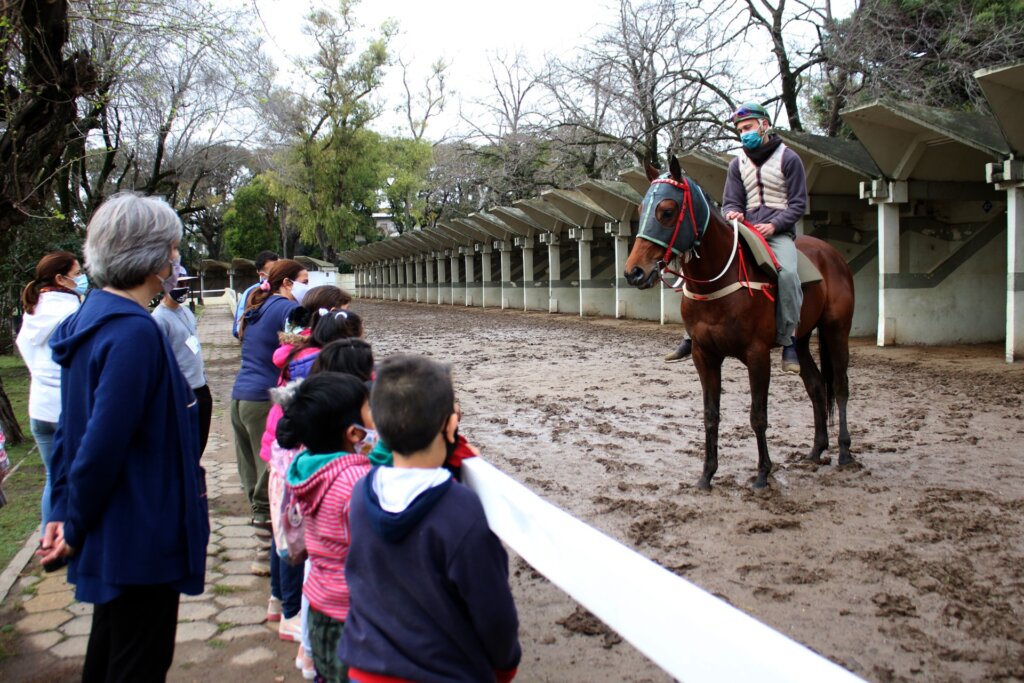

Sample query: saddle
[737,223,823,285]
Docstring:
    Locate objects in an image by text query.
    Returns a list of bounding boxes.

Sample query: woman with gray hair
[39,192,209,682]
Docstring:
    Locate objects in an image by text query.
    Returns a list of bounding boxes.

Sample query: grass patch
[207,638,225,649]
[216,622,233,633]
[0,354,45,571]
[212,584,239,596]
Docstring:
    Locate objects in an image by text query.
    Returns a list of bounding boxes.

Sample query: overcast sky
[249,0,857,140]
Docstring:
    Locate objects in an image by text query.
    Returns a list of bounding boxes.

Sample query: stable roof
[576,179,643,223]
[779,131,880,194]
[294,255,337,272]
[974,61,1024,156]
[540,188,615,227]
[840,100,1009,182]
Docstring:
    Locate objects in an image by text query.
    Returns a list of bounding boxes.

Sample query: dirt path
[356,300,1024,683]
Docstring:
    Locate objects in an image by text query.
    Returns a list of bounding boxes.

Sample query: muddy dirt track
[356,299,1024,683]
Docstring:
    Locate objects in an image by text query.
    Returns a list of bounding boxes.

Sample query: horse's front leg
[746,349,773,489]
[693,349,723,490]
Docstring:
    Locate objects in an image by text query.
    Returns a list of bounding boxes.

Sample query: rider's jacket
[722,136,808,238]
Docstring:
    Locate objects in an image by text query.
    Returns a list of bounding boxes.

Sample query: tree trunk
[0,376,25,446]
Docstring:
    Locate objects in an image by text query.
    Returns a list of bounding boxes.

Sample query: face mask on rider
[741,128,764,150]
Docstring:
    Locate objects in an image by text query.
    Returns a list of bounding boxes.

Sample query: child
[282,373,374,683]
[339,354,521,683]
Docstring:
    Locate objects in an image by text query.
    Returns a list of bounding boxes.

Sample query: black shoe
[781,343,800,374]
[664,338,692,363]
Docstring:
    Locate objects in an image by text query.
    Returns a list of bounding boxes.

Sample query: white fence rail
[461,458,864,683]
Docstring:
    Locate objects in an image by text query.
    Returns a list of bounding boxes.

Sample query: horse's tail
[818,331,836,427]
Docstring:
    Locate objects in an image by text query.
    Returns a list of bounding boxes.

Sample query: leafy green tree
[381,137,433,233]
[224,177,281,259]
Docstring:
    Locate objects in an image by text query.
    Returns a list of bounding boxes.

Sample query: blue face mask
[741,129,764,150]
[72,273,89,295]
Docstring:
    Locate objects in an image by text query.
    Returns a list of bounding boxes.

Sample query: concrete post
[576,227,593,317]
[436,252,447,305]
[613,220,631,319]
[405,259,414,302]
[480,242,494,309]
[415,257,425,303]
[521,236,535,312]
[1008,185,1023,362]
[862,180,907,346]
[392,260,402,301]
[463,248,475,306]
[500,241,513,309]
[450,252,461,306]
[547,233,562,314]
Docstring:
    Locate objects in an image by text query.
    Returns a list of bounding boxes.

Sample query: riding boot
[781,336,800,374]
[664,337,692,363]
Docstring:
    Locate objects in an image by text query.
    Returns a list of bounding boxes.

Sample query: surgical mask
[159,257,181,295]
[72,273,89,295]
[351,425,379,457]
[170,286,190,304]
[445,427,460,463]
[741,129,764,150]
[290,280,309,304]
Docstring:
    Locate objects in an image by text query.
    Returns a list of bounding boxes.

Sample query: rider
[664,102,806,374]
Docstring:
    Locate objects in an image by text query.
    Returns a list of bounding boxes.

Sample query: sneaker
[278,613,302,642]
[251,517,272,532]
[295,644,316,680]
[781,343,800,374]
[267,596,282,622]
[664,338,692,363]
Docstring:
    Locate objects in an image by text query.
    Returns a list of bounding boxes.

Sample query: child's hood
[361,466,453,543]
[286,451,369,515]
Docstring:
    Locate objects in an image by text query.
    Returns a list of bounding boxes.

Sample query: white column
[415,257,425,303]
[612,220,632,319]
[464,248,475,306]
[405,259,414,302]
[500,241,513,309]
[450,252,461,306]
[1005,184,1023,362]
[547,233,561,314]
[480,242,493,309]
[521,236,535,312]
[577,227,593,317]
[862,180,907,346]
[436,253,447,305]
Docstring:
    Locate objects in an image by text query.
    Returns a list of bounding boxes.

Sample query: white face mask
[290,280,309,304]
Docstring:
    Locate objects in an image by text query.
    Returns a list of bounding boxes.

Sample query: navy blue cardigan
[49,290,209,604]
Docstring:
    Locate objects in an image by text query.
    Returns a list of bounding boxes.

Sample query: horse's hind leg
[831,335,853,465]
[746,351,773,489]
[797,334,829,463]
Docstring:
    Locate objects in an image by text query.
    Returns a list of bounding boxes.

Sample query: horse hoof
[837,456,860,469]
[804,452,829,465]
[753,478,769,490]
[697,478,712,491]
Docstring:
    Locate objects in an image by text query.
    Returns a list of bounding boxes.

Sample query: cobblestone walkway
[0,300,302,682]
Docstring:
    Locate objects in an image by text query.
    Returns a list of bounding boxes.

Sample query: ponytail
[239,258,305,339]
[21,251,78,315]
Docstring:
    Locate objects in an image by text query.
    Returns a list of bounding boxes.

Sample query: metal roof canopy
[840,100,1009,182]
[488,206,541,237]
[576,179,643,222]
[465,212,516,241]
[435,222,475,246]
[779,131,881,195]
[676,151,730,203]
[974,61,1024,156]
[618,168,650,197]
[422,225,462,249]
[451,218,495,244]
[514,197,575,234]
[540,188,615,227]
[294,255,337,271]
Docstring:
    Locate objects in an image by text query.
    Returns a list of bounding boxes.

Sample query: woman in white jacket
[15,251,85,536]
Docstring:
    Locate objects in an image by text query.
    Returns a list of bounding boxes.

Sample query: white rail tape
[461,457,864,683]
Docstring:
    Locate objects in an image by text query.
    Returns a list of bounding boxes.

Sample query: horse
[624,157,855,490]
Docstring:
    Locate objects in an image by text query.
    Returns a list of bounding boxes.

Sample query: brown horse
[624,157,855,489]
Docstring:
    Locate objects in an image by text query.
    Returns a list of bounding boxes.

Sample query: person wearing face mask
[152,266,213,455]
[232,259,307,561]
[38,193,208,683]
[16,251,87,538]
[667,102,807,372]
[233,250,279,339]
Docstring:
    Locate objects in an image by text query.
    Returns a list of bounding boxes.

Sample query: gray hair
[84,192,183,289]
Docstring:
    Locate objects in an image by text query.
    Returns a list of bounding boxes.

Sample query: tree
[381,136,433,233]
[224,175,287,259]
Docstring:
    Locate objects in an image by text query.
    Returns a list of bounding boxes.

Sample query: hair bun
[276,415,301,449]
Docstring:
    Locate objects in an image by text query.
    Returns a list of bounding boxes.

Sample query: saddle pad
[736,224,823,285]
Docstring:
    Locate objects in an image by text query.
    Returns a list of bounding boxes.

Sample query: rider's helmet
[731,102,771,125]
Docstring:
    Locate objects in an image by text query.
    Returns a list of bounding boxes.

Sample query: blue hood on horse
[637,172,712,258]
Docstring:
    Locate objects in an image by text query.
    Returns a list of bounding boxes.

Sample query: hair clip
[259,281,271,291]
[318,308,328,317]
[334,310,349,319]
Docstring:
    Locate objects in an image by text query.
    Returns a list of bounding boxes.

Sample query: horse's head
[624,156,701,289]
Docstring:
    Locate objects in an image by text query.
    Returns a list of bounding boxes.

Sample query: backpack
[280,485,308,566]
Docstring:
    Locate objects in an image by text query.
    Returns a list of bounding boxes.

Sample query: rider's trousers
[767,233,802,345]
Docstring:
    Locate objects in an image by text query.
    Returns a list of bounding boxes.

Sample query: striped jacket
[286,451,371,621]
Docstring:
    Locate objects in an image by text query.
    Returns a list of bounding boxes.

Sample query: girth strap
[682,281,775,302]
